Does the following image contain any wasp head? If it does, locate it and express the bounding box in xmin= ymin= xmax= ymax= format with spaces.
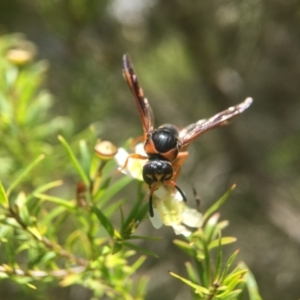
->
xmin=142 ymin=159 xmax=173 ymax=187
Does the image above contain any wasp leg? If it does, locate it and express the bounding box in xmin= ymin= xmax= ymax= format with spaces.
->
xmin=129 ymin=135 xmax=144 ymax=150
xmin=192 ymin=185 xmax=201 ymax=212
xmin=171 ymin=151 xmax=189 ymax=181
xmin=116 ymin=153 xmax=148 ymax=174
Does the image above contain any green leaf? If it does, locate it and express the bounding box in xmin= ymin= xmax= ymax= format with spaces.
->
xmin=28 ymin=251 xmax=56 ymax=268
xmin=89 ymin=153 xmax=100 ymax=181
xmin=224 ymin=269 xmax=247 ymax=286
xmin=58 ymin=135 xmax=89 ymax=186
xmin=101 ymin=158 xmax=117 ymax=177
xmin=26 ymin=283 xmax=37 ymax=290
xmin=103 ymin=198 xmax=127 ymax=217
xmin=208 ymin=237 xmax=237 ymax=250
xmin=0 ymin=225 xmax=12 ymax=240
xmin=217 ymin=289 xmax=243 ymax=300
xmin=169 ymin=272 xmax=210 ymax=296
xmin=129 ymin=235 xmax=162 ymax=241
xmin=216 ymin=220 xmax=229 ymax=232
xmin=220 ymin=250 xmax=240 ymax=283
xmin=203 ymin=239 xmax=211 ymax=287
xmin=0 ymin=181 xmax=8 ymax=208
xmin=96 ymin=176 xmax=133 ymax=207
xmin=42 ymin=206 xmax=67 ymax=229
xmin=15 ymin=192 xmax=31 ymax=225
xmin=135 ymin=275 xmax=148 ymax=298
xmin=27 ymin=226 xmax=42 ymax=240
xmin=7 ymin=154 xmax=45 ymax=197
xmin=79 ymin=139 xmax=91 ymax=177
xmin=173 ymin=239 xmax=195 ymax=257
xmin=122 ymin=241 xmax=159 ymax=258
xmin=204 ymin=213 xmax=220 ymax=243
xmin=214 ymin=232 xmax=223 ymax=282
xmin=239 ymin=262 xmax=263 ymax=300
xmin=121 ymin=182 xmax=148 ymax=234
xmin=33 ymin=193 xmax=75 ymax=210
xmin=31 ymin=180 xmax=63 ymax=196
xmin=91 ymin=205 xmax=114 ymax=237
xmin=111 ymin=241 xmax=123 ymax=254
xmin=185 ymin=261 xmax=198 ymax=283
xmin=129 ymin=255 xmax=147 ymax=273
xmin=93 ymin=177 xmax=111 ymax=200
xmin=203 ymin=185 xmax=236 ymax=223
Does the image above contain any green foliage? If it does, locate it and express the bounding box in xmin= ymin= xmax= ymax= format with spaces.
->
xmin=0 ymin=34 xmax=263 ymax=300
xmin=0 ymin=34 xmax=73 ymax=186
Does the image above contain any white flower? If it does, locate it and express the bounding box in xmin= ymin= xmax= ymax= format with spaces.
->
xmin=150 ymin=187 xmax=203 ymax=236
xmin=114 ymin=143 xmax=203 ymax=236
xmin=114 ymin=143 xmax=145 ymax=181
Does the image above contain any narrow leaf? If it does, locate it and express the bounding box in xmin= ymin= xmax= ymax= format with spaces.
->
xmin=31 ymin=180 xmax=63 ymax=195
xmin=123 ymin=241 xmax=159 ymax=258
xmin=129 ymin=235 xmax=162 ymax=241
xmin=217 ymin=289 xmax=243 ymax=300
xmin=169 ymin=272 xmax=210 ymax=295
xmin=203 ymin=240 xmax=211 ymax=287
xmin=130 ymin=255 xmax=147 ymax=273
xmin=173 ymin=239 xmax=195 ymax=257
xmin=0 ymin=182 xmax=8 ymax=208
xmin=27 ymin=226 xmax=42 ymax=240
xmin=203 ymin=185 xmax=236 ymax=223
xmin=33 ymin=193 xmax=75 ymax=210
xmin=103 ymin=198 xmax=127 ymax=217
xmin=209 ymin=237 xmax=237 ymax=250
xmin=15 ymin=191 xmax=31 ymax=224
xmin=185 ymin=261 xmax=198 ymax=283
xmin=135 ymin=276 xmax=149 ymax=298
xmin=214 ymin=232 xmax=223 ymax=282
xmin=220 ymin=250 xmax=240 ymax=283
xmin=224 ymin=269 xmax=248 ymax=286
xmin=79 ymin=139 xmax=91 ymax=176
xmin=58 ymin=135 xmax=89 ymax=186
xmin=91 ymin=205 xmax=114 ymax=237
xmin=121 ymin=182 xmax=147 ymax=233
xmin=7 ymin=154 xmax=45 ymax=196
xmin=26 ymin=283 xmax=37 ymax=290
xmin=204 ymin=213 xmax=220 ymax=243
xmin=96 ymin=176 xmax=132 ymax=206
xmin=239 ymin=262 xmax=263 ymax=300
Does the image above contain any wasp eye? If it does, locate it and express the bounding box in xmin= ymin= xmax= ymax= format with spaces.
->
xmin=142 ymin=160 xmax=173 ymax=186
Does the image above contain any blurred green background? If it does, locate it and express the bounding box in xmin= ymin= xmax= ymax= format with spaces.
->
xmin=0 ymin=0 xmax=300 ymax=299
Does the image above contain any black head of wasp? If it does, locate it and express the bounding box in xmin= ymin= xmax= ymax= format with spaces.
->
xmin=121 ymin=54 xmax=253 ymax=217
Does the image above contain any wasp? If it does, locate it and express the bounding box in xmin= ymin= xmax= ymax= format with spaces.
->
xmin=122 ymin=54 xmax=253 ymax=217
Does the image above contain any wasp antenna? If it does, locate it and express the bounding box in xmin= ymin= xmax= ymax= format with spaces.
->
xmin=149 ymin=194 xmax=154 ymax=217
xmin=174 ymin=184 xmax=187 ymax=202
xmin=148 ymin=183 xmax=158 ymax=217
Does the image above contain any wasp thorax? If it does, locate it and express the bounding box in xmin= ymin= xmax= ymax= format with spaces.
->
xmin=151 ymin=128 xmax=178 ymax=153
xmin=142 ymin=159 xmax=173 ymax=186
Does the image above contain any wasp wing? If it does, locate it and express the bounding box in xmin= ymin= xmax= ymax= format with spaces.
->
xmin=123 ymin=54 xmax=154 ymax=135
xmin=179 ymin=97 xmax=253 ymax=147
